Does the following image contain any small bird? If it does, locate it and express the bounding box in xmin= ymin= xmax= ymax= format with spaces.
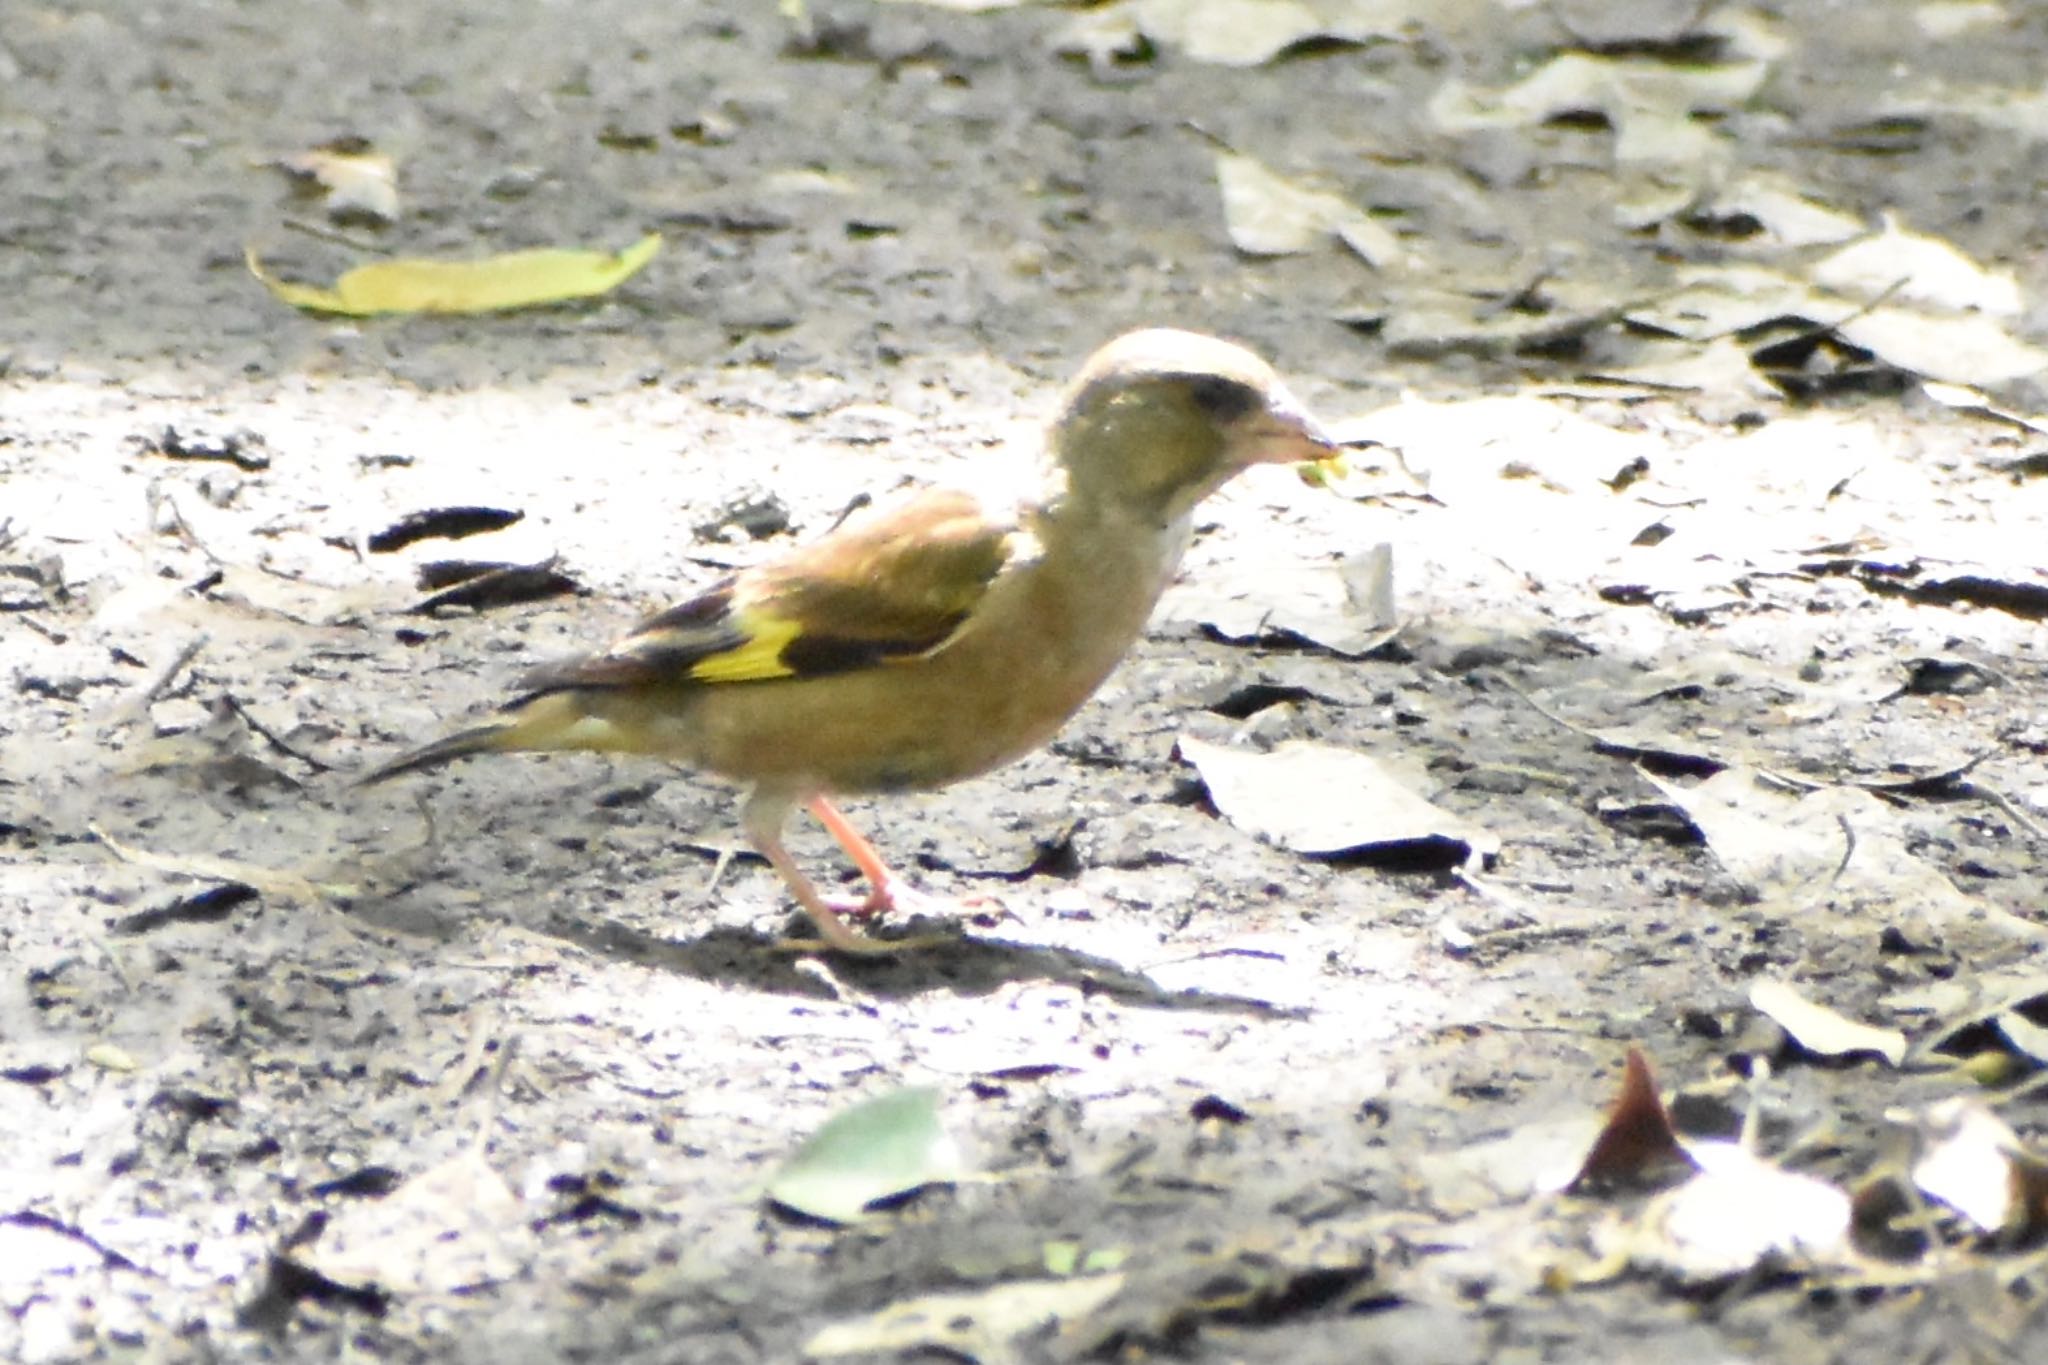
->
xmin=361 ymin=329 xmax=1337 ymax=952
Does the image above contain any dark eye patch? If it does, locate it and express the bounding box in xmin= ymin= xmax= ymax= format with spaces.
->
xmin=1184 ymin=374 xmax=1260 ymax=423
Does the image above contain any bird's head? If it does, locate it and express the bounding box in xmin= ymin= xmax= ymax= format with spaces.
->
xmin=1048 ymin=328 xmax=1337 ymax=525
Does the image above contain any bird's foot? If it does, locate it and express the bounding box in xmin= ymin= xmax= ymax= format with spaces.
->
xmin=822 ymin=877 xmax=961 ymax=923
xmin=773 ymin=881 xmax=973 ymax=954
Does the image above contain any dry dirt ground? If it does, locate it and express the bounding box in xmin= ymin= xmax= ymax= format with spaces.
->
xmin=6 ymin=2 xmax=2048 ymax=1362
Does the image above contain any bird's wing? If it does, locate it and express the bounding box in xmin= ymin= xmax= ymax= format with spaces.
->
xmin=519 ymin=487 xmax=1021 ymax=694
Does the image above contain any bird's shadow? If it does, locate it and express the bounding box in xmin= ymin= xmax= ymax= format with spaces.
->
xmin=535 ymin=910 xmax=1308 ymax=1019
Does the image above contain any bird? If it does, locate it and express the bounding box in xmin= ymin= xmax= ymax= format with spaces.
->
xmin=360 ymin=328 xmax=1338 ymax=953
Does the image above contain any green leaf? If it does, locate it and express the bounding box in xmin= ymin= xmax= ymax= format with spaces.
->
xmin=766 ymin=1086 xmax=960 ymax=1224
xmin=1043 ymin=1239 xmax=1129 ymax=1277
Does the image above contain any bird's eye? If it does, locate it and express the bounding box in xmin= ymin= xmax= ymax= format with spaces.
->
xmin=1184 ymin=375 xmax=1259 ymax=423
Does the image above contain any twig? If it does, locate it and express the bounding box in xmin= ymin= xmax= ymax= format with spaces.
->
xmin=1830 ymin=812 xmax=1857 ymax=885
xmin=280 ymin=218 xmax=394 ymax=255
xmin=1713 ymin=274 xmax=1909 ymax=348
xmin=1492 ymin=673 xmax=1614 ymax=747
xmin=109 ymin=633 xmax=208 ymax=727
xmin=90 ymin=822 xmax=356 ymax=903
xmin=221 ymin=692 xmax=333 ymax=772
xmin=145 ymin=486 xmax=224 ymax=567
xmin=699 ymin=845 xmax=738 ymax=901
xmin=1966 ymin=781 xmax=2048 ymax=843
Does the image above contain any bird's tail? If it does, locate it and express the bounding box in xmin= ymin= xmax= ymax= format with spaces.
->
xmin=356 ymin=692 xmax=595 ymax=787
xmin=356 ymin=721 xmax=521 ymax=787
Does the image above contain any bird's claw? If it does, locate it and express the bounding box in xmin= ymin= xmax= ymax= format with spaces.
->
xmin=821 ymin=877 xmax=964 ymax=922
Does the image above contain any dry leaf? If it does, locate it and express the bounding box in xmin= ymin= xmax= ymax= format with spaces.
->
xmin=276 ymin=142 xmax=400 ymax=222
xmin=1569 ymin=1048 xmax=1695 ymax=1192
xmin=1748 ymin=980 xmax=1907 ymax=1067
xmin=85 ymin=1043 xmax=139 ymax=1073
xmin=92 ymin=824 xmax=353 ymax=903
xmin=1917 ymin=381 xmax=2048 ymax=433
xmin=1996 ymin=1012 xmax=2048 ymax=1066
xmin=298 ymin=1150 xmax=526 ymax=1294
xmin=248 ymin=233 xmax=662 ymax=316
xmin=880 ymin=0 xmax=1029 ymax=9
xmin=1062 ymin=0 xmax=1410 ymax=69
xmin=1813 ymin=214 xmax=2022 ymax=315
xmin=1896 ymin=1097 xmax=2048 ymax=1239
xmin=1179 ymin=737 xmax=1497 ymax=862
xmin=1160 ymin=546 xmax=1397 ymax=656
xmin=1834 ymin=306 xmax=2048 ymax=385
xmin=1637 ymin=1141 xmax=1852 ymax=1280
xmin=1628 ymin=257 xmax=2048 ymax=384
xmin=1641 ymin=769 xmax=1976 ymax=924
xmin=1915 ymin=1 xmax=2006 ymax=38
xmin=1696 ymin=174 xmax=1865 ymax=247
xmin=1214 ymin=151 xmax=1370 ymax=258
xmin=1428 ymin=51 xmax=1768 ymax=133
xmin=1050 ymin=5 xmax=1145 ymax=67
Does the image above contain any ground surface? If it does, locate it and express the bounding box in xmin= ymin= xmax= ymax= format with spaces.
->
xmin=6 ymin=1 xmax=2048 ymax=1361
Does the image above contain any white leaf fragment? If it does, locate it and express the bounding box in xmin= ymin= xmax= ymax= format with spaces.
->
xmin=1897 ymin=1096 xmax=2048 ymax=1235
xmin=1058 ymin=0 xmax=1414 ymax=68
xmin=1180 ymin=737 xmax=1497 ymax=860
xmin=1813 ymin=214 xmax=2022 ymax=315
xmin=1748 ymin=979 xmax=1906 ymax=1066
xmin=300 ymin=1150 xmax=525 ymax=1295
xmin=1639 ymin=1141 xmax=1851 ymax=1280
xmin=1215 ymin=151 xmax=1388 ymax=260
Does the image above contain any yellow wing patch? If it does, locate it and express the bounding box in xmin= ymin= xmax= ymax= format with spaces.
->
xmin=685 ymin=609 xmax=803 ymax=684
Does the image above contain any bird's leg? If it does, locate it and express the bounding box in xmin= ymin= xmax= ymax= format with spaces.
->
xmin=807 ymin=797 xmax=1005 ymax=927
xmin=806 ymin=797 xmax=914 ymax=920
xmin=697 ymin=845 xmax=739 ymax=901
xmin=743 ymin=791 xmax=947 ymax=954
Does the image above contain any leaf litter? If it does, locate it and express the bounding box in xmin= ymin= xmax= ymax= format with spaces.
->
xmin=12 ymin=0 xmax=2048 ymax=1360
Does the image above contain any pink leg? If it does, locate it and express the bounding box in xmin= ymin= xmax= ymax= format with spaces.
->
xmin=742 ymin=792 xmax=947 ymax=954
xmin=807 ymin=797 xmax=910 ymax=919
xmin=808 ymin=797 xmax=1003 ymax=927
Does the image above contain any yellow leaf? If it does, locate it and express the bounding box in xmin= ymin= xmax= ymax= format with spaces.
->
xmin=247 ymin=233 xmax=662 ymax=316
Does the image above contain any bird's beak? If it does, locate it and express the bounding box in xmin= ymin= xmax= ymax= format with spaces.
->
xmin=1240 ymin=387 xmax=1341 ymax=469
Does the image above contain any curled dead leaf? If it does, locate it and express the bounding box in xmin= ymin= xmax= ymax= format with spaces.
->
xmin=1569 ymin=1048 xmax=1696 ymax=1193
